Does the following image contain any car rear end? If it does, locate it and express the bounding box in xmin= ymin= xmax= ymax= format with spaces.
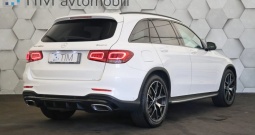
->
xmin=23 ymin=14 xmax=145 ymax=112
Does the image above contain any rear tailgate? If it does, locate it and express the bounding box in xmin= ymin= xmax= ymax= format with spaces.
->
xmin=28 ymin=15 xmax=123 ymax=81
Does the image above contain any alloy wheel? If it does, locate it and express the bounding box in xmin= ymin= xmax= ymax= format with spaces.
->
xmin=147 ymin=81 xmax=167 ymax=122
xmin=224 ymin=73 xmax=236 ymax=102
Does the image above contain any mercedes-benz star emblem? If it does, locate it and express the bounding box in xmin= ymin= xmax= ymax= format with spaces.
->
xmin=61 ymin=43 xmax=67 ymax=48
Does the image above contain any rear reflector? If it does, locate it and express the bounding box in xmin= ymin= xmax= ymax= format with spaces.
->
xmin=26 ymin=51 xmax=43 ymax=63
xmin=24 ymin=86 xmax=33 ymax=88
xmin=88 ymin=50 xmax=134 ymax=64
xmin=92 ymin=88 xmax=112 ymax=92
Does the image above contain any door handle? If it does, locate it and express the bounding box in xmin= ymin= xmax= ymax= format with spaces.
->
xmin=159 ymin=47 xmax=168 ymax=53
xmin=191 ymin=51 xmax=197 ymax=54
xmin=160 ymin=49 xmax=168 ymax=53
xmin=190 ymin=49 xmax=197 ymax=54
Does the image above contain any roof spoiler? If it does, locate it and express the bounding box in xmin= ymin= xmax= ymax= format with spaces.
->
xmin=55 ymin=14 xmax=124 ymax=23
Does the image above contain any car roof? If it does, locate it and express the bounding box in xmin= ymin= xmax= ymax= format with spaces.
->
xmin=120 ymin=12 xmax=181 ymax=22
xmin=55 ymin=12 xmax=181 ymax=23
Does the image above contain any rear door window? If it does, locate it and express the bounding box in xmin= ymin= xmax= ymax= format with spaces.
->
xmin=129 ymin=19 xmax=180 ymax=45
xmin=148 ymin=20 xmax=161 ymax=44
xmin=151 ymin=20 xmax=179 ymax=45
xmin=41 ymin=19 xmax=117 ymax=42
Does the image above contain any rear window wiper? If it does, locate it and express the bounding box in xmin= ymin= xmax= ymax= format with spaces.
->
xmin=43 ymin=35 xmax=57 ymax=42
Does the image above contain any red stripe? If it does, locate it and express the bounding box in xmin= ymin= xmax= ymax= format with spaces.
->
xmin=92 ymin=88 xmax=112 ymax=92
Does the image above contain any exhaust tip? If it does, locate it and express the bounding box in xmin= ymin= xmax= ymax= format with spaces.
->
xmin=26 ymin=100 xmax=36 ymax=106
xmin=91 ymin=104 xmax=112 ymax=112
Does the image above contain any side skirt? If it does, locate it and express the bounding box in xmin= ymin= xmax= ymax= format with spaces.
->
xmin=169 ymin=92 xmax=218 ymax=104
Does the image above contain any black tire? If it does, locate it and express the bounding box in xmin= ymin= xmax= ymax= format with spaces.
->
xmin=131 ymin=75 xmax=169 ymax=128
xmin=212 ymin=69 xmax=236 ymax=107
xmin=40 ymin=107 xmax=75 ymax=120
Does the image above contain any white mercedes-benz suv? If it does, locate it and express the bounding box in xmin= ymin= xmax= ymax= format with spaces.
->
xmin=23 ymin=12 xmax=237 ymax=127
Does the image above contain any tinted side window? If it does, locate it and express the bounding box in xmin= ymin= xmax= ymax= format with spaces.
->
xmin=152 ymin=20 xmax=179 ymax=45
xmin=129 ymin=20 xmax=150 ymax=43
xmin=174 ymin=23 xmax=203 ymax=49
xmin=149 ymin=21 xmax=160 ymax=44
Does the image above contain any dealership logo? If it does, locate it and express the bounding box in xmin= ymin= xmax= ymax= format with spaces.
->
xmin=2 ymin=0 xmax=129 ymax=7
xmin=4 ymin=0 xmax=20 ymax=5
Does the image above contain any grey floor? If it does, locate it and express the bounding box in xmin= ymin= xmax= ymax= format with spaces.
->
xmin=0 ymin=94 xmax=254 ymax=135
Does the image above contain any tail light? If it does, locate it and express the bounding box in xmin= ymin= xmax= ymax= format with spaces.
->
xmin=26 ymin=51 xmax=43 ymax=62
xmin=24 ymin=86 xmax=33 ymax=88
xmin=88 ymin=50 xmax=134 ymax=64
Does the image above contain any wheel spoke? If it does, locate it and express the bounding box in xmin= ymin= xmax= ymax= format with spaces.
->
xmin=228 ymin=91 xmax=233 ymax=101
xmin=156 ymin=102 xmax=166 ymax=108
xmin=229 ymin=86 xmax=234 ymax=91
xmin=229 ymin=75 xmax=232 ymax=85
xmin=229 ymin=90 xmax=234 ymax=96
xmin=157 ymin=95 xmax=166 ymax=100
xmin=229 ymin=90 xmax=233 ymax=96
xmin=149 ymin=106 xmax=156 ymax=118
xmin=148 ymin=102 xmax=153 ymax=110
xmin=155 ymin=82 xmax=159 ymax=96
xmin=148 ymin=94 xmax=153 ymax=101
xmin=225 ymin=89 xmax=228 ymax=96
xmin=155 ymin=106 xmax=159 ymax=119
xmin=156 ymin=81 xmax=159 ymax=89
xmin=157 ymin=106 xmax=163 ymax=118
xmin=229 ymin=78 xmax=234 ymax=87
xmin=224 ymin=85 xmax=227 ymax=90
xmin=150 ymin=86 xmax=156 ymax=97
xmin=158 ymin=84 xmax=163 ymax=98
xmin=225 ymin=74 xmax=230 ymax=85
xmin=225 ymin=81 xmax=229 ymax=86
xmin=225 ymin=90 xmax=229 ymax=100
xmin=229 ymin=75 xmax=234 ymax=84
xmin=229 ymin=88 xmax=235 ymax=100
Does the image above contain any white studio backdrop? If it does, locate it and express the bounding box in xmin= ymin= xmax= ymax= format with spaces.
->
xmin=0 ymin=0 xmax=254 ymax=94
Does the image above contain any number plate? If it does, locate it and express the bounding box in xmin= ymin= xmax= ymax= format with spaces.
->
xmin=48 ymin=52 xmax=81 ymax=64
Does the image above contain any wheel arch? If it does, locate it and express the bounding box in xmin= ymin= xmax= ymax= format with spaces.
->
xmin=218 ymin=64 xmax=237 ymax=91
xmin=136 ymin=67 xmax=171 ymax=101
xmin=224 ymin=64 xmax=237 ymax=78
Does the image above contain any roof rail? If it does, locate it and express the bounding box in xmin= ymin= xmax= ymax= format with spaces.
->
xmin=120 ymin=12 xmax=181 ymax=22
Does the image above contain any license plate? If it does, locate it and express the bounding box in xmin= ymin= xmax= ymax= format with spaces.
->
xmin=48 ymin=52 xmax=81 ymax=64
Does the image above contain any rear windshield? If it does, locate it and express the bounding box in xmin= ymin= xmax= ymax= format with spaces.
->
xmin=41 ymin=19 xmax=117 ymax=42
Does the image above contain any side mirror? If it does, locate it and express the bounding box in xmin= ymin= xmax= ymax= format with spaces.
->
xmin=206 ymin=42 xmax=217 ymax=51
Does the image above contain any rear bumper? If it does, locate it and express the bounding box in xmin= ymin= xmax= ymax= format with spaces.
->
xmin=23 ymin=63 xmax=147 ymax=101
xmin=23 ymin=91 xmax=140 ymax=112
